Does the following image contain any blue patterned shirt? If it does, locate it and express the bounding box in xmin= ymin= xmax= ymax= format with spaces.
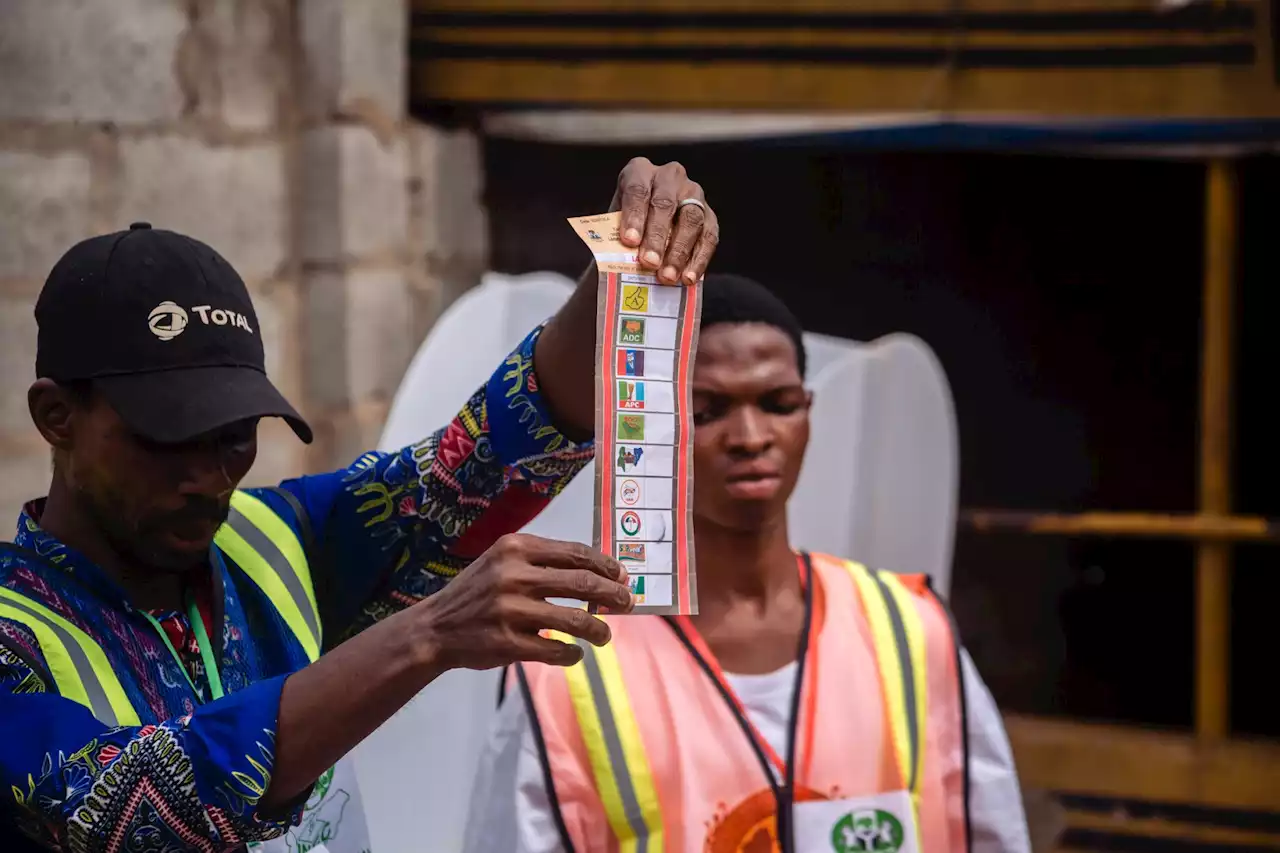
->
xmin=0 ymin=325 xmax=593 ymax=852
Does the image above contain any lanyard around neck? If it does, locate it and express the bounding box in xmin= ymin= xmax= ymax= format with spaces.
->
xmin=141 ymin=593 xmax=225 ymax=702
xmin=668 ymin=553 xmax=820 ymax=780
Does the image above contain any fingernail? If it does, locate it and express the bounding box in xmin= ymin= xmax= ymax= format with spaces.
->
xmin=684 ymin=270 xmax=698 ymax=285
xmin=661 ymin=266 xmax=678 ymax=282
xmin=624 ymin=228 xmax=641 ymax=244
xmin=643 ymin=250 xmax=661 ymax=266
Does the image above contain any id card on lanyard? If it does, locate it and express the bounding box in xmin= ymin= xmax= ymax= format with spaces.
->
xmin=669 ymin=554 xmax=920 ymax=853
xmin=141 ymin=560 xmax=372 ymax=853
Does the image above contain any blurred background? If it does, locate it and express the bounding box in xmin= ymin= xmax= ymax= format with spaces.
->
xmin=3 ymin=0 xmax=1280 ymax=850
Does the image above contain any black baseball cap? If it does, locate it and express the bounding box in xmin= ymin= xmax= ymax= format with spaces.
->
xmin=35 ymin=223 xmax=312 ymax=444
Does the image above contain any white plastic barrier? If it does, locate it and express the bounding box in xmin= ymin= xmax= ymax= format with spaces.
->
xmin=351 ymin=271 xmax=959 ymax=852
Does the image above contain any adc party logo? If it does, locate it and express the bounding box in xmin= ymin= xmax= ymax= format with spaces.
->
xmin=620 ymin=317 xmax=646 ymax=345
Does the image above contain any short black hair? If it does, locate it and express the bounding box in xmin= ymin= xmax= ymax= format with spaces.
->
xmin=699 ymin=273 xmax=807 ymax=377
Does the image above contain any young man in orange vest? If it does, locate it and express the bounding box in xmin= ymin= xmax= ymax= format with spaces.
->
xmin=462 ymin=273 xmax=1031 ymax=853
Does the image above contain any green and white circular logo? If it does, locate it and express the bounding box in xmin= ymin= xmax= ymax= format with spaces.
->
xmin=620 ymin=510 xmax=642 ymax=537
xmin=831 ymin=809 xmax=905 ymax=853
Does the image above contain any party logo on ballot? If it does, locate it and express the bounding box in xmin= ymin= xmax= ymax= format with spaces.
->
xmin=618 ymin=380 xmax=645 ymax=410
xmin=619 ymin=478 xmax=640 ymax=506
xmin=618 ymin=542 xmax=646 ymax=562
xmin=617 ymin=445 xmax=644 ymax=472
xmin=617 ymin=414 xmax=645 ymax=442
xmin=620 ymin=510 xmax=642 ymax=537
xmin=622 ymin=285 xmax=649 ymax=313
xmin=620 ymin=317 xmax=646 ymax=345
xmin=617 ymin=348 xmax=644 ymax=377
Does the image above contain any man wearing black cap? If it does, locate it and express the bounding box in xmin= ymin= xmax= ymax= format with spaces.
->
xmin=0 ymin=158 xmax=719 ymax=852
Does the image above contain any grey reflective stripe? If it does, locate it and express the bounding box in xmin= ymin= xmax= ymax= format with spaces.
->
xmin=870 ymin=570 xmax=921 ymax=792
xmin=577 ymin=638 xmax=653 ymax=851
xmin=1 ymin=594 xmax=120 ymax=727
xmin=223 ymin=505 xmax=322 ymax=649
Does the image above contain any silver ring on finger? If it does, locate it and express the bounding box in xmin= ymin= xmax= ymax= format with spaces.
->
xmin=677 ymin=197 xmax=705 ymax=211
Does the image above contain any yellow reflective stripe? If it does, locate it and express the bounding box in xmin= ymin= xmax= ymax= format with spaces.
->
xmin=228 ymin=491 xmax=319 ymax=625
xmin=878 ymin=572 xmax=930 ymax=804
xmin=0 ymin=601 xmax=90 ymax=711
xmin=0 ymin=588 xmax=140 ymax=727
xmin=215 ymin=491 xmax=321 ymax=662
xmin=846 ymin=564 xmax=914 ymax=784
xmin=843 ymin=561 xmax=928 ymax=835
xmin=551 ymin=629 xmax=663 ymax=852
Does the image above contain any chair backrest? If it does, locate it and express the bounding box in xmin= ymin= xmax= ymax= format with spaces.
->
xmin=352 ymin=271 xmax=960 ymax=853
xmin=791 ymin=329 xmax=959 ymax=593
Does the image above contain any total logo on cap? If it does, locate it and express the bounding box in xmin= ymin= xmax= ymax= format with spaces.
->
xmin=148 ymin=302 xmax=188 ymax=341
xmin=147 ymin=300 xmax=254 ymax=341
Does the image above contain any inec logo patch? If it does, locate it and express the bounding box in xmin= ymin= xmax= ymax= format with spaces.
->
xmin=831 ymin=809 xmax=905 ymax=853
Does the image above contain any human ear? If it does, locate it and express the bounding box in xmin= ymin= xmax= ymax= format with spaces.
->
xmin=29 ymin=379 xmax=78 ymax=451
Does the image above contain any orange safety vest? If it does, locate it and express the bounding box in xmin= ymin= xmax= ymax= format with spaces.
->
xmin=511 ymin=552 xmax=971 ymax=853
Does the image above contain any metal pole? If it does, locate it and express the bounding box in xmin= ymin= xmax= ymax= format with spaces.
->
xmin=1195 ymin=158 xmax=1237 ymax=742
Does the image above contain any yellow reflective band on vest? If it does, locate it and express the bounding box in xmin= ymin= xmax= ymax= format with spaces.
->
xmin=215 ymin=490 xmax=322 ymax=663
xmin=551 ymin=564 xmax=933 ymax=849
xmin=0 ymin=587 xmax=141 ymax=728
xmin=551 ymin=629 xmax=664 ymax=853
xmin=0 ymin=494 xmax=314 ymax=729
xmin=845 ymin=562 xmax=929 ymax=831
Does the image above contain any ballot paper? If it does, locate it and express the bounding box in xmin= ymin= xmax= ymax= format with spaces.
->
xmin=569 ymin=211 xmax=701 ymax=614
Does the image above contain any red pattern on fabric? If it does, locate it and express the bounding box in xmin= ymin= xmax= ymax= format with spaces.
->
xmin=106 ymin=777 xmax=218 ymax=853
xmin=449 ymin=484 xmax=549 ymax=559
xmin=428 ymin=463 xmax=463 ymax=492
xmin=437 ymin=418 xmax=477 ymax=471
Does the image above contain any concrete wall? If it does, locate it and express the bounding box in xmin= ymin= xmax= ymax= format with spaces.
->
xmin=0 ymin=0 xmax=487 ymax=522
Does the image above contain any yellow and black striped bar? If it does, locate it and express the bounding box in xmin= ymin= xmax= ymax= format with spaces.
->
xmin=410 ymin=0 xmax=1280 ymax=117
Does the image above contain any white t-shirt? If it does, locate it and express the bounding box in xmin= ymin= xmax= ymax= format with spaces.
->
xmin=461 ymin=649 xmax=1031 ymax=853
xmin=722 ymin=661 xmax=797 ymax=781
